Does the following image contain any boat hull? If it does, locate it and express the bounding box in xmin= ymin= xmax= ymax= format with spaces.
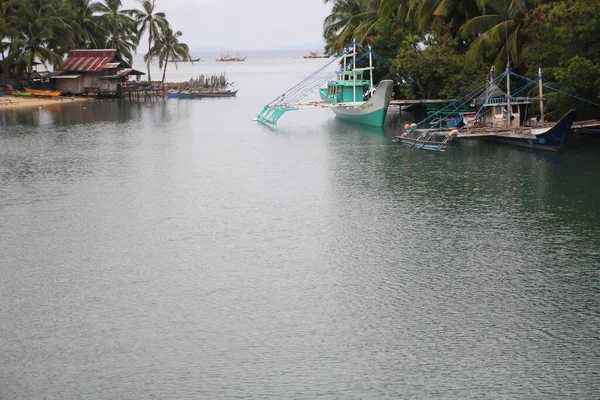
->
xmin=24 ymin=87 xmax=61 ymax=97
xmin=166 ymin=91 xmax=180 ymax=99
xmin=329 ymin=80 xmax=393 ymax=127
xmin=178 ymin=93 xmax=197 ymax=99
xmin=194 ymin=90 xmax=238 ymax=98
xmin=476 ymin=109 xmax=576 ymax=151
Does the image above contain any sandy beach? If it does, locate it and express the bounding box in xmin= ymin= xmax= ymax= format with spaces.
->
xmin=0 ymin=95 xmax=91 ymax=110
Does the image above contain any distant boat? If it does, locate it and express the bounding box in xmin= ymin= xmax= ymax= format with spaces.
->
xmin=24 ymin=87 xmax=61 ymax=97
xmin=167 ymin=57 xmax=201 ymax=63
xmin=216 ymin=51 xmax=247 ymax=62
xmin=303 ymin=51 xmax=330 ymax=59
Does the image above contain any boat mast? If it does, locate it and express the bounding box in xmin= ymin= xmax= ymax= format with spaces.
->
xmin=353 ymin=40 xmax=356 ymax=103
xmin=506 ymin=59 xmax=511 ymax=128
xmin=539 ymin=67 xmax=544 ymax=124
xmin=368 ymin=45 xmax=374 ymax=95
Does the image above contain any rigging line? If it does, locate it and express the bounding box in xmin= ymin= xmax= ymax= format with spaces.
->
xmin=471 ymin=71 xmax=512 ymax=121
xmin=510 ymin=70 xmax=600 ymax=107
xmin=542 ymin=85 xmax=600 ymax=107
xmin=265 ymin=52 xmax=348 ymax=106
xmin=417 ymin=72 xmax=508 ymax=128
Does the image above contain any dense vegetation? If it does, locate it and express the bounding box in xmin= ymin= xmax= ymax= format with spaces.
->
xmin=0 ymin=0 xmax=190 ymax=83
xmin=323 ymin=0 xmax=600 ymax=119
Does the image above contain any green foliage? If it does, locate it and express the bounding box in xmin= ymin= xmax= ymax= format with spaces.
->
xmin=0 ymin=0 xmax=188 ymax=84
xmin=522 ymin=0 xmax=600 ymax=118
xmin=322 ymin=0 xmax=600 ymax=119
xmin=392 ymin=32 xmax=485 ymax=99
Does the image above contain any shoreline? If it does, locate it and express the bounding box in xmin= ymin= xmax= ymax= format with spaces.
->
xmin=0 ymin=96 xmax=92 ymax=110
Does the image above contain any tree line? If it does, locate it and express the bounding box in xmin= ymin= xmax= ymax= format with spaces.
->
xmin=0 ymin=0 xmax=191 ymax=83
xmin=323 ymin=0 xmax=600 ymax=119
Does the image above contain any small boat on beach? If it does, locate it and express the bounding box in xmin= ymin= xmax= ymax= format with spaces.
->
xmin=24 ymin=87 xmax=62 ymax=97
xmin=12 ymin=91 xmax=32 ymax=97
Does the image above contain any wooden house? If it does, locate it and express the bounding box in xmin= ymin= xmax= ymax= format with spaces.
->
xmin=51 ymin=49 xmax=144 ymax=96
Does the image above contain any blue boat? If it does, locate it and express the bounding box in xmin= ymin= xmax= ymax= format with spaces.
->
xmin=400 ymin=66 xmax=576 ymax=152
xmin=166 ymin=91 xmax=180 ymax=99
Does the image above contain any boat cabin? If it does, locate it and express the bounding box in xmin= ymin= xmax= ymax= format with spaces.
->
xmin=320 ymin=70 xmax=371 ymax=103
xmin=475 ymin=96 xmax=532 ymax=128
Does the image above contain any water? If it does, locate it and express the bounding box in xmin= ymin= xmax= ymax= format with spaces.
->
xmin=1 ymin=52 xmax=600 ymax=399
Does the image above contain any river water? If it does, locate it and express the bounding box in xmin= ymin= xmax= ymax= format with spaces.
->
xmin=1 ymin=52 xmax=599 ymax=399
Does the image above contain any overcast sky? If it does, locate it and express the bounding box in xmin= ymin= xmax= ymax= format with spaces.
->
xmin=122 ymin=0 xmax=332 ymax=51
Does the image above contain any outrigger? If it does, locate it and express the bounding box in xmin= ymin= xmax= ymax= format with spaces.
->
xmin=395 ymin=64 xmax=576 ymax=152
xmin=255 ymin=42 xmax=393 ymax=128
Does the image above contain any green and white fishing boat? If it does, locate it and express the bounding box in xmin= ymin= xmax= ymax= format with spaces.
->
xmin=256 ymin=42 xmax=393 ymax=128
xmin=316 ymin=43 xmax=392 ymax=127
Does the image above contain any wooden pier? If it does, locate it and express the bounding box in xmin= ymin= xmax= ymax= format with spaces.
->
xmin=571 ymin=119 xmax=600 ymax=130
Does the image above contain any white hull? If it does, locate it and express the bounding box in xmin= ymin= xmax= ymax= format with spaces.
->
xmin=329 ymin=80 xmax=393 ymax=127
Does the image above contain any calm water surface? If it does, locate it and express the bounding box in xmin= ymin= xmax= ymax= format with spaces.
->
xmin=1 ymin=52 xmax=599 ymax=399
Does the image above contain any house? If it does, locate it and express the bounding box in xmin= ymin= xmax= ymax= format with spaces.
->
xmin=51 ymin=49 xmax=144 ymax=96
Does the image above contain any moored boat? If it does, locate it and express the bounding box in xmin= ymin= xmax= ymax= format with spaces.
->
xmin=194 ymin=89 xmax=238 ymax=98
xmin=24 ymin=87 xmax=62 ymax=97
xmin=178 ymin=92 xmax=198 ymax=99
xmin=316 ymin=43 xmax=392 ymax=127
xmin=255 ymin=42 xmax=393 ymax=128
xmin=455 ymin=66 xmax=575 ymax=151
xmin=166 ymin=91 xmax=180 ymax=99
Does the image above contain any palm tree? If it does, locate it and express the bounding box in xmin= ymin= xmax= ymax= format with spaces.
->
xmin=405 ymin=0 xmax=480 ymax=34
xmin=459 ymin=0 xmax=534 ymax=69
xmin=67 ymin=0 xmax=104 ymax=48
xmin=146 ymin=25 xmax=190 ymax=82
xmin=323 ymin=0 xmax=378 ymax=52
xmin=5 ymin=0 xmax=74 ymax=81
xmin=133 ymin=0 xmax=167 ymax=81
xmin=96 ymin=0 xmax=138 ymax=65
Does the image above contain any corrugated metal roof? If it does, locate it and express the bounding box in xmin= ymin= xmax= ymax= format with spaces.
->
xmin=60 ymin=49 xmax=118 ymax=72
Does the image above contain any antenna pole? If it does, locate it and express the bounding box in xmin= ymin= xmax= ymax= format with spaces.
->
xmin=538 ymin=67 xmax=544 ymax=124
xmin=506 ymin=60 xmax=511 ymax=128
xmin=369 ymin=45 xmax=374 ymax=95
xmin=353 ymin=40 xmax=356 ymax=103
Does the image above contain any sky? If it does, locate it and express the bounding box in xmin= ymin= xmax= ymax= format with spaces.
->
xmin=122 ymin=0 xmax=333 ymax=52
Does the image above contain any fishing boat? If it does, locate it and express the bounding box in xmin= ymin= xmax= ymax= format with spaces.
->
xmin=168 ymin=57 xmax=201 ymax=63
xmin=304 ymin=51 xmax=330 ymax=59
xmin=256 ymin=42 xmax=393 ymax=128
xmin=316 ymin=43 xmax=392 ymax=127
xmin=194 ymin=89 xmax=238 ymax=98
xmin=178 ymin=92 xmax=198 ymax=99
xmin=216 ymin=52 xmax=247 ymax=62
xmin=397 ymin=65 xmax=576 ymax=152
xmin=455 ymin=66 xmax=576 ymax=151
xmin=24 ymin=87 xmax=62 ymax=97
xmin=166 ymin=91 xmax=180 ymax=99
